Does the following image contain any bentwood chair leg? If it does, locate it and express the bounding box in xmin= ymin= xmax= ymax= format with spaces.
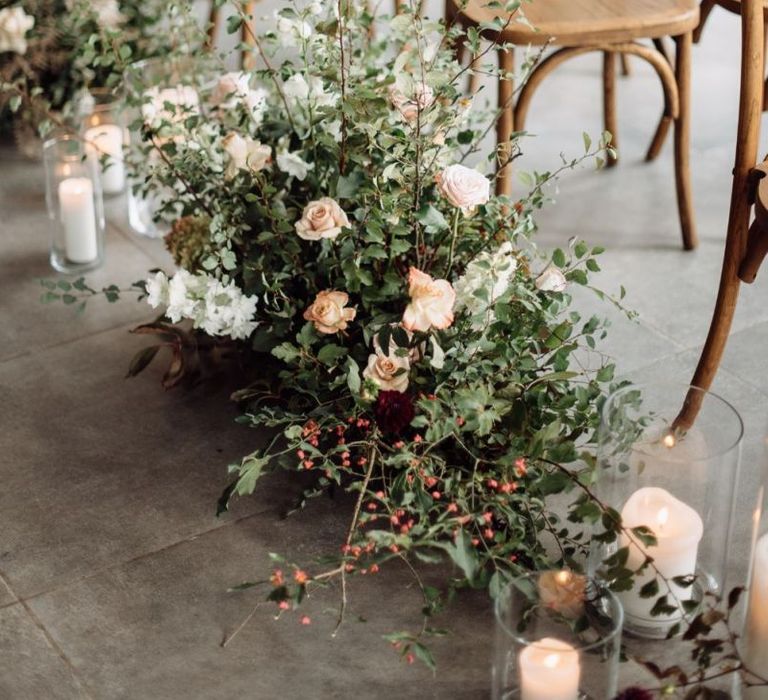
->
xmin=241 ymin=1 xmax=257 ymax=69
xmin=693 ymin=0 xmax=717 ymax=43
xmin=496 ymin=48 xmax=515 ymax=197
xmin=675 ymin=0 xmax=765 ymax=430
xmin=207 ymin=2 xmax=221 ymax=49
xmin=603 ymin=52 xmax=619 ymax=166
xmin=620 ymin=54 xmax=631 ymax=77
xmin=673 ymin=32 xmax=698 ymax=250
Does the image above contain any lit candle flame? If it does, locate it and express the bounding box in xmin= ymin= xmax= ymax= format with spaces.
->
xmin=543 ymin=653 xmax=560 ymax=669
xmin=555 ymin=570 xmax=571 ymax=584
xmin=62 ymin=164 xmax=71 ymax=177
xmin=91 ymin=114 xmax=100 ymax=127
xmin=662 ymin=433 xmax=676 ymax=448
xmin=657 ymin=506 xmax=670 ymax=527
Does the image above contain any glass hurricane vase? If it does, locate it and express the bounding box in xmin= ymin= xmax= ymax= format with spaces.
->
xmin=492 ymin=571 xmax=623 ymax=700
xmin=591 ymin=382 xmax=743 ymax=640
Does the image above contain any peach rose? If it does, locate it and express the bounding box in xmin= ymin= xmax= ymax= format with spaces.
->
xmin=436 ymin=164 xmax=490 ymax=212
xmin=295 ymin=197 xmax=350 ymax=241
xmin=222 ymin=133 xmax=271 ymax=178
xmin=363 ymin=349 xmax=410 ymax=393
xmin=388 ymin=82 xmax=435 ymax=123
xmin=303 ymin=290 xmax=356 ymax=334
xmin=402 ymin=268 xmax=455 ymax=332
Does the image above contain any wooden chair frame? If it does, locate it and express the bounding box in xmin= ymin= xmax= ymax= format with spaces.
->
xmin=446 ymin=2 xmax=699 ymax=251
xmin=208 ymin=1 xmax=257 ymax=68
xmin=675 ymin=0 xmax=766 ymax=428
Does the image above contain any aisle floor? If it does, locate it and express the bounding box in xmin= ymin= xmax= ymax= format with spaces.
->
xmin=1 ymin=7 xmax=767 ymax=698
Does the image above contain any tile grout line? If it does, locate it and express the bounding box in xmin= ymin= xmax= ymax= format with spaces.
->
xmin=0 ymin=569 xmax=96 ymax=700
xmin=0 ymin=317 xmax=144 ymax=368
xmin=0 ymin=506 xmax=273 ymax=611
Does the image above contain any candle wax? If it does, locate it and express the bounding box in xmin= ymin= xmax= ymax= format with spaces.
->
xmin=58 ymin=177 xmax=98 ymax=264
xmin=519 ymin=637 xmax=580 ymax=700
xmin=619 ymin=487 xmax=703 ymax=625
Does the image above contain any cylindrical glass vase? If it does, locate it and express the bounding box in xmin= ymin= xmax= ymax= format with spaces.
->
xmin=740 ymin=428 xmax=768 ymax=698
xmin=592 ymin=382 xmax=743 ymax=640
xmin=79 ymin=88 xmax=128 ymax=196
xmin=43 ymin=135 xmax=105 ymax=273
xmin=492 ymin=571 xmax=623 ymax=700
xmin=122 ymin=56 xmax=215 ymax=238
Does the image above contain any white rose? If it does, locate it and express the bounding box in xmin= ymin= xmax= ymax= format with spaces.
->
xmin=436 ymin=164 xmax=490 ymax=212
xmin=283 ymin=74 xmax=309 ymax=101
xmin=0 ymin=6 xmax=34 ymax=55
xmin=222 ymin=133 xmax=271 ymax=178
xmin=535 ymin=264 xmax=568 ymax=293
xmin=363 ymin=349 xmax=410 ymax=393
xmin=92 ymin=0 xmax=124 ymax=28
xmin=277 ymin=151 xmax=313 ymax=180
xmin=295 ymin=197 xmax=349 ymax=241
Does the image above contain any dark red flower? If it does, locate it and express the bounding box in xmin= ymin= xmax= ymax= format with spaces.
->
xmin=374 ymin=391 xmax=415 ymax=435
xmin=613 ymin=688 xmax=653 ymax=700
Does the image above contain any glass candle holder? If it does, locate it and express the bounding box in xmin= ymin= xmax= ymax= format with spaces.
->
xmin=591 ymin=382 xmax=743 ymax=640
xmin=741 ymin=430 xmax=768 ymax=698
xmin=43 ymin=135 xmax=105 ymax=273
xmin=492 ymin=571 xmax=623 ymax=700
xmin=122 ymin=56 xmax=216 ymax=238
xmin=79 ymin=88 xmax=128 ymax=196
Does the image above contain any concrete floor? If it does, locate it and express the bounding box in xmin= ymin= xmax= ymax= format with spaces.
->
xmin=2 ymin=6 xmax=768 ymax=699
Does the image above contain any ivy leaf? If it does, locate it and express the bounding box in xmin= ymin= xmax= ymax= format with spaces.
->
xmin=416 ymin=205 xmax=448 ymax=231
xmin=317 ymin=344 xmax=347 ymax=365
xmin=441 ymin=529 xmax=478 ymax=584
xmin=346 ymin=357 xmax=361 ymax=395
xmin=429 ymin=335 xmax=444 ymax=369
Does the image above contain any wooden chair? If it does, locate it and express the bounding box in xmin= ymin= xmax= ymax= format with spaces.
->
xmin=208 ymin=1 xmax=257 ymax=68
xmin=675 ymin=0 xmax=766 ymax=429
xmin=446 ymin=0 xmax=701 ymax=250
xmin=695 ymin=0 xmax=768 ymax=110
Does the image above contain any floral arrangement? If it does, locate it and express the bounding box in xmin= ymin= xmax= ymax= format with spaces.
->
xmin=90 ymin=0 xmax=623 ymax=658
xmin=33 ymin=0 xmax=768 ymax=694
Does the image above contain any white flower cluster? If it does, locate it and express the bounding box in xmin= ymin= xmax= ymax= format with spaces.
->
xmin=0 ymin=6 xmax=34 ymax=55
xmin=454 ymin=242 xmax=518 ymax=328
xmin=146 ymin=270 xmax=258 ymax=340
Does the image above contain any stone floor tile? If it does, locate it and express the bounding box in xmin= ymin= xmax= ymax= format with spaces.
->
xmin=27 ymin=502 xmax=493 ymax=700
xmin=0 ymin=603 xmax=89 ymax=699
xmin=0 ymin=324 xmax=305 ymax=599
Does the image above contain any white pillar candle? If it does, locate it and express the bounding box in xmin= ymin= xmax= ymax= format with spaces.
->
xmin=58 ymin=176 xmax=98 ymax=263
xmin=519 ymin=637 xmax=580 ymax=700
xmin=744 ymin=533 xmax=768 ymax=698
xmin=619 ymin=487 xmax=704 ymax=625
xmin=85 ymin=123 xmax=125 ymax=194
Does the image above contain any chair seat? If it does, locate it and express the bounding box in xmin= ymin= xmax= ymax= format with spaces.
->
xmin=450 ymin=0 xmax=700 ymax=45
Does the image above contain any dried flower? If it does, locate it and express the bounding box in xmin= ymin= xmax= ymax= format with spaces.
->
xmin=537 ymin=570 xmax=586 ymax=619
xmin=164 ymin=216 xmax=210 ymax=272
